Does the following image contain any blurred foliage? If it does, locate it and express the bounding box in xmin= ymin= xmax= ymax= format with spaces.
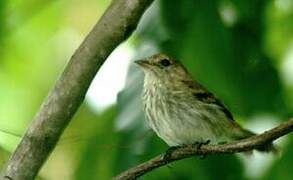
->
xmin=0 ymin=0 xmax=293 ymax=180
xmin=161 ymin=0 xmax=286 ymax=116
xmin=118 ymin=0 xmax=293 ymax=180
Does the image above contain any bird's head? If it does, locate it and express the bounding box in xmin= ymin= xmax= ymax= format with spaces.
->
xmin=135 ymin=53 xmax=190 ymax=83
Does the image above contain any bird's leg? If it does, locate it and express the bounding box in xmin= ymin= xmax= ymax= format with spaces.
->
xmin=191 ymin=139 xmax=210 ymax=149
xmin=191 ymin=139 xmax=210 ymax=159
xmin=163 ymin=140 xmax=210 ymax=162
xmin=163 ymin=146 xmax=181 ymax=163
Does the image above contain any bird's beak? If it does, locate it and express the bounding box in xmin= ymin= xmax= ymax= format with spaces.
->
xmin=134 ymin=59 xmax=151 ymax=68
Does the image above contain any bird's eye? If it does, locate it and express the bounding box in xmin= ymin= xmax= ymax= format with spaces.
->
xmin=160 ymin=59 xmax=171 ymax=67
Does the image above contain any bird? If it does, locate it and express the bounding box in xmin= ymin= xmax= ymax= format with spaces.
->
xmin=135 ymin=53 xmax=275 ymax=154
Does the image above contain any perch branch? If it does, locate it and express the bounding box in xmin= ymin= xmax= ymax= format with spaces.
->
xmin=114 ymin=118 xmax=293 ymax=180
xmin=0 ymin=0 xmax=153 ymax=179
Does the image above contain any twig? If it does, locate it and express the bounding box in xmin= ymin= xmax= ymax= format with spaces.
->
xmin=114 ymin=118 xmax=293 ymax=180
xmin=0 ymin=0 xmax=153 ymax=179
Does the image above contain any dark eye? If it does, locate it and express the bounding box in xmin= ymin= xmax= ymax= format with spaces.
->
xmin=160 ymin=59 xmax=171 ymax=67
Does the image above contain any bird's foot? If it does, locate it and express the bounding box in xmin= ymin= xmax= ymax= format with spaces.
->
xmin=163 ymin=146 xmax=181 ymax=163
xmin=192 ymin=140 xmax=210 ymax=159
xmin=192 ymin=139 xmax=210 ymax=149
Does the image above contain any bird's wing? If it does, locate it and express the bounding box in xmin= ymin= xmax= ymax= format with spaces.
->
xmin=182 ymin=80 xmax=235 ymax=121
xmin=192 ymin=91 xmax=234 ymax=121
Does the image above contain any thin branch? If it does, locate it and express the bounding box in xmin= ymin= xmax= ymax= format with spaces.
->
xmin=114 ymin=118 xmax=293 ymax=180
xmin=0 ymin=0 xmax=153 ymax=179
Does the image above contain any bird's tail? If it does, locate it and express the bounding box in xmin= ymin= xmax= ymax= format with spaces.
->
xmin=255 ymin=142 xmax=278 ymax=153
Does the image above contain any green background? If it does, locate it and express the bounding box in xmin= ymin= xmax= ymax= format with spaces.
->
xmin=0 ymin=0 xmax=293 ymax=179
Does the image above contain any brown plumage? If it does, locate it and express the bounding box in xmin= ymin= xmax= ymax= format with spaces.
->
xmin=136 ymin=53 xmax=275 ymax=152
